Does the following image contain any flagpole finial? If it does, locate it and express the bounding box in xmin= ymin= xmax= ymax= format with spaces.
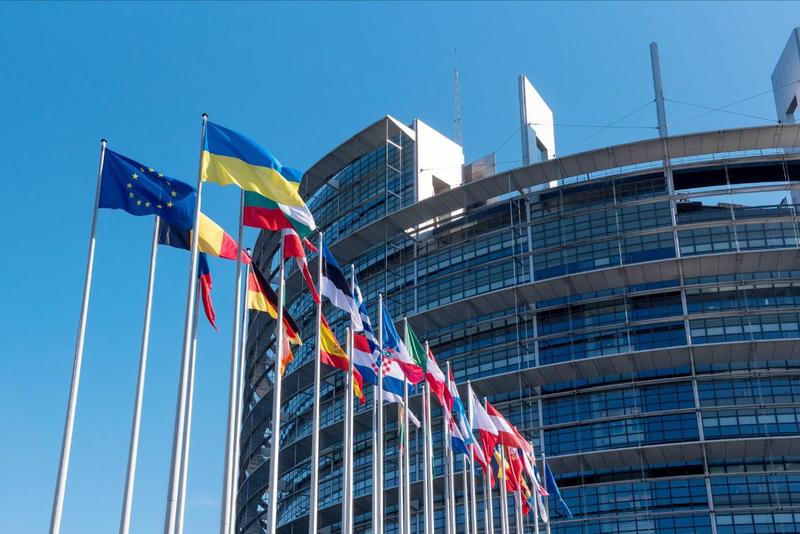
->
xmin=202 ymin=113 xmax=208 ymax=119
xmin=100 ymin=138 xmax=107 ymax=145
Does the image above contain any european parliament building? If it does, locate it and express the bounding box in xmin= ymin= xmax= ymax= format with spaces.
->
xmin=237 ymin=31 xmax=800 ymax=534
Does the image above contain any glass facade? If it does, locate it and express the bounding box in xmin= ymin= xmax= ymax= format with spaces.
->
xmin=237 ymin=125 xmax=800 ymax=533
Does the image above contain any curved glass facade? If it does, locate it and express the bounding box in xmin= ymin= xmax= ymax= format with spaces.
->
xmin=237 ymin=125 xmax=800 ymax=533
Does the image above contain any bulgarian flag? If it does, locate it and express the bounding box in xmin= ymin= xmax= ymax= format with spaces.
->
xmin=244 ymin=190 xmax=314 ymax=238
xmin=405 ymin=325 xmax=448 ymax=409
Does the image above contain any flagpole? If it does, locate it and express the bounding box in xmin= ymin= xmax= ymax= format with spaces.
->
xmin=421 ymin=383 xmax=432 ymax=534
xmin=376 ymin=294 xmax=385 ymax=534
xmin=443 ymin=413 xmax=452 ymax=534
xmin=49 ymin=138 xmax=107 ymax=534
xmin=499 ymin=445 xmax=509 ymax=534
xmin=466 ymin=381 xmax=478 ymax=534
xmin=230 ymin=254 xmax=252 ymax=534
xmin=542 ymin=452 xmax=551 ymax=534
xmin=267 ymin=238 xmax=286 ymax=533
xmin=342 ymin=327 xmax=353 ymax=534
xmin=220 ymin=189 xmax=246 ymax=534
xmin=398 ymin=381 xmax=406 ymax=534
xmin=309 ymin=233 xmax=324 ymax=534
xmin=347 ymin=328 xmax=355 ymax=534
xmin=445 ymin=363 xmax=456 ymax=534
xmin=176 ymin=284 xmax=201 ymax=534
xmin=533 ymin=475 xmax=540 ymax=534
xmin=482 ymin=397 xmax=494 ymax=534
xmin=163 ymin=113 xmax=207 ymax=534
xmin=118 ymin=215 xmax=159 ymax=534
xmin=514 ymin=490 xmax=523 ymax=534
xmin=462 ymin=456 xmax=470 ymax=534
xmin=403 ymin=377 xmax=411 ymax=534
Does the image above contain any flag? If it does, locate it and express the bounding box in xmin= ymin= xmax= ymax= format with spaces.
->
xmin=545 ymin=461 xmax=573 ymax=519
xmin=243 ymin=191 xmax=313 ymax=238
xmin=405 ymin=325 xmax=447 ymax=405
xmin=468 ymin=386 xmax=499 ymax=474
xmin=380 ymin=306 xmax=423 ymax=384
xmin=448 ymin=368 xmax=467 ymax=422
xmin=493 ymin=449 xmax=518 ymax=492
xmin=320 ymin=243 xmax=363 ymax=331
xmin=282 ymin=229 xmax=319 ymax=303
xmin=319 ymin=316 xmax=365 ymax=403
xmin=100 ymin=149 xmax=196 ymax=229
xmin=158 ymin=212 xmax=250 ymax=264
xmin=506 ymin=447 xmax=525 ymax=492
xmin=353 ymin=333 xmax=379 ymax=386
xmin=278 ymin=325 xmax=294 ymax=376
xmin=246 ymin=261 xmax=301 ymax=345
xmin=201 ymin=121 xmax=315 ymax=235
xmin=486 ymin=402 xmax=526 ymax=450
xmin=378 ymin=357 xmax=420 ymax=427
xmin=449 ymin=416 xmax=470 ymax=456
xmin=352 ymin=272 xmax=376 ymax=341
xmin=197 ymin=253 xmax=218 ymax=331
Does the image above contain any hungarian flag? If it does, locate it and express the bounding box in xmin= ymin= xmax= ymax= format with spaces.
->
xmin=405 ymin=325 xmax=448 ymax=407
xmin=282 ymin=228 xmax=319 ymax=303
xmin=320 ymin=315 xmax=365 ymax=404
xmin=246 ymin=261 xmax=301 ymax=345
xmin=486 ymin=402 xmax=526 ymax=450
xmin=197 ymin=253 xmax=218 ymax=331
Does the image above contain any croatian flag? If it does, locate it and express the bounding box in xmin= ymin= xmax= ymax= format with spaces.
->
xmin=380 ymin=305 xmax=424 ymax=384
xmin=379 ymin=355 xmax=420 ymax=427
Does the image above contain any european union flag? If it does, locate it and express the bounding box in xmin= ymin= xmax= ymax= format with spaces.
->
xmin=99 ymin=149 xmax=196 ymax=229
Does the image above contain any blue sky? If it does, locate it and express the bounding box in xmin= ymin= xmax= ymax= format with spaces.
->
xmin=0 ymin=2 xmax=796 ymax=532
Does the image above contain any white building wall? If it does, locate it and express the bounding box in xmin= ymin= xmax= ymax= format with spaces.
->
xmin=772 ymin=27 xmax=800 ymax=124
xmin=414 ymin=119 xmax=464 ymax=201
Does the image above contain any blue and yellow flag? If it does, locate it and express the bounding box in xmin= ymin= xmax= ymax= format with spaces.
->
xmin=99 ymin=150 xmax=196 ymax=229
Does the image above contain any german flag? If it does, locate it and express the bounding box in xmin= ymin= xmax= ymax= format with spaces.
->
xmin=320 ymin=315 xmax=365 ymax=404
xmin=247 ymin=261 xmax=301 ymax=345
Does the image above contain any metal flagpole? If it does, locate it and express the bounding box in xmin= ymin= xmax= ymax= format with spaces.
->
xmin=163 ymin=114 xmax=208 ymax=534
xmin=462 ymin=456 xmax=470 ymax=534
xmin=398 ymin=382 xmax=406 ymax=534
xmin=220 ymin=190 xmax=247 ymax=534
xmin=230 ymin=254 xmax=253 ymax=534
xmin=482 ymin=397 xmax=494 ymax=534
xmin=342 ymin=327 xmax=353 ymax=534
xmin=376 ymin=294 xmax=385 ymax=534
xmin=533 ymin=474 xmax=540 ymax=534
xmin=542 ymin=452 xmax=551 ymax=534
xmin=499 ymin=445 xmax=509 ymax=534
xmin=422 ymin=343 xmax=435 ymax=534
xmin=445 ymin=363 xmax=457 ymax=534
xmin=443 ymin=415 xmax=452 ymax=534
xmin=514 ymin=490 xmax=523 ymax=534
xmin=466 ymin=381 xmax=478 ymax=534
xmin=347 ymin=328 xmax=355 ymax=533
xmin=309 ymin=233 xmax=323 ymax=534
xmin=50 ymin=138 xmax=107 ymax=534
xmin=119 ymin=215 xmax=160 ymax=534
xmin=403 ymin=377 xmax=411 ymax=534
xmin=176 ymin=285 xmax=201 ymax=534
xmin=267 ymin=238 xmax=286 ymax=533
xmin=421 ymin=384 xmax=431 ymax=534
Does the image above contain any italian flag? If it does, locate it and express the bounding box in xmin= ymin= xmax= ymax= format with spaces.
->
xmin=405 ymin=325 xmax=449 ymax=411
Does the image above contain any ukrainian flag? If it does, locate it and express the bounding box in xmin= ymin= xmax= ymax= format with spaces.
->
xmin=201 ymin=121 xmax=315 ymax=233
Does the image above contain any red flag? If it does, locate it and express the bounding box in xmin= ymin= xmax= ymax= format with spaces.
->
xmin=282 ymin=228 xmax=320 ymax=304
xmin=197 ymin=253 xmax=219 ymax=331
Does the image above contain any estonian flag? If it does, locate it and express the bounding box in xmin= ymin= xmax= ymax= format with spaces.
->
xmin=320 ymin=243 xmax=363 ymax=331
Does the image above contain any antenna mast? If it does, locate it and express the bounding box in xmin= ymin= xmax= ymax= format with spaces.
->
xmin=454 ymin=48 xmax=463 ymax=146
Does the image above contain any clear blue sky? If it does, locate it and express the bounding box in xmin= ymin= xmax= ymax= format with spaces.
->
xmin=0 ymin=2 xmax=796 ymax=532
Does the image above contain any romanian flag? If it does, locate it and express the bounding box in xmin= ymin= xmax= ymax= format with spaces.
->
xmin=320 ymin=316 xmax=365 ymax=404
xmin=246 ymin=261 xmax=302 ymax=345
xmin=202 ymin=121 xmax=315 ymax=236
xmin=158 ymin=212 xmax=250 ymax=264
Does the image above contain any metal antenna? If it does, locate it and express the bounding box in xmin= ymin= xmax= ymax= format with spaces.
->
xmin=454 ymin=48 xmax=463 ymax=146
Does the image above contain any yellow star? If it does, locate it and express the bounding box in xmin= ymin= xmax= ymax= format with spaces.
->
xmin=158 ymin=172 xmax=164 ymax=178
xmin=127 ymin=183 xmax=133 ymax=189
xmin=145 ymin=201 xmax=151 ymax=207
xmin=131 ymin=173 xmax=139 ymax=180
xmin=139 ymin=167 xmax=145 ymax=172
xmin=129 ymin=192 xmax=135 ymax=199
xmin=148 ymin=167 xmax=154 ymax=172
xmin=167 ymin=201 xmax=173 ymax=208
xmin=157 ymin=204 xmax=162 ymax=209
xmin=170 ymin=190 xmax=177 ymax=197
xmin=136 ymin=200 xmax=142 ymax=206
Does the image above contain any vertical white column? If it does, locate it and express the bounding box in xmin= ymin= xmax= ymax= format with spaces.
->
xmin=309 ymin=233 xmax=324 ymax=534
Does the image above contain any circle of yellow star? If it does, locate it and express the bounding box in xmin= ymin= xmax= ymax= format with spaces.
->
xmin=167 ymin=201 xmax=173 ymax=208
xmin=170 ymin=190 xmax=177 ymax=197
xmin=136 ymin=200 xmax=142 ymax=206
xmin=129 ymin=192 xmax=135 ymax=199
xmin=131 ymin=173 xmax=139 ymax=180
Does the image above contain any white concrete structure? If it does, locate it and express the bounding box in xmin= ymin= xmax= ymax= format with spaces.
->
xmin=772 ymin=27 xmax=800 ymax=124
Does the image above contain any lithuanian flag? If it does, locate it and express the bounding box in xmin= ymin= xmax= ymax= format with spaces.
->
xmin=247 ymin=262 xmax=301 ymax=345
xmin=320 ymin=316 xmax=365 ymax=404
xmin=202 ymin=121 xmax=315 ymax=236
